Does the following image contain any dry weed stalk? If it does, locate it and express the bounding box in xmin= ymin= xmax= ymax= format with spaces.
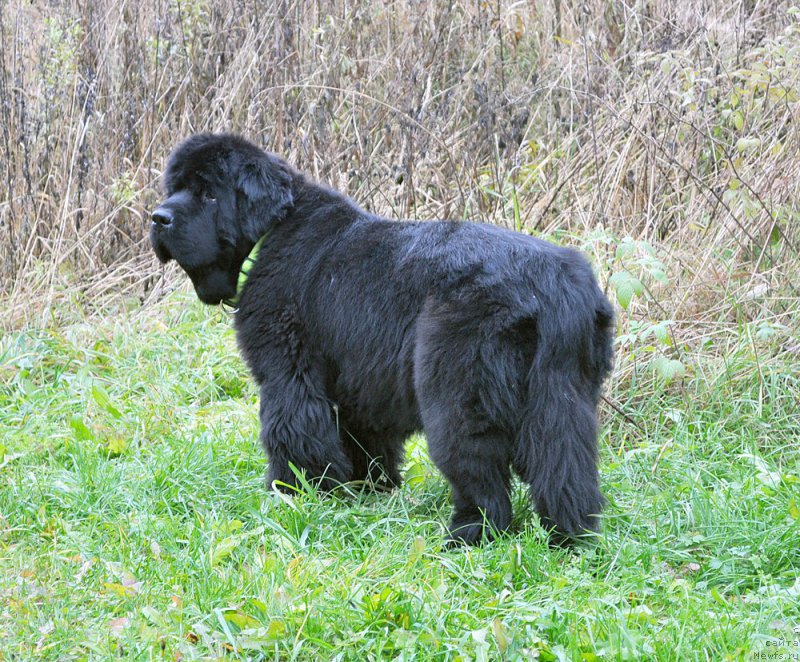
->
xmin=0 ymin=0 xmax=796 ymax=361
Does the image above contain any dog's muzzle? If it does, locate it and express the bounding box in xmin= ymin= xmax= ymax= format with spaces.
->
xmin=149 ymin=213 xmax=173 ymax=263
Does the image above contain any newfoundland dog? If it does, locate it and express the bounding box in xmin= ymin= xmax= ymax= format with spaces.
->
xmin=150 ymin=133 xmax=614 ymax=545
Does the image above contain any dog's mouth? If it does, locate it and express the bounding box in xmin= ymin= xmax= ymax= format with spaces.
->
xmin=149 ymin=226 xmax=173 ymax=263
xmin=153 ymin=241 xmax=173 ymax=263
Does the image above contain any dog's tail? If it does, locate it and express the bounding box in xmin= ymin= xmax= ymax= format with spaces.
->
xmin=514 ymin=279 xmax=614 ymax=538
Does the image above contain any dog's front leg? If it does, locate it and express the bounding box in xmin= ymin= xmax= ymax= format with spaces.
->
xmin=258 ymin=382 xmax=352 ymax=493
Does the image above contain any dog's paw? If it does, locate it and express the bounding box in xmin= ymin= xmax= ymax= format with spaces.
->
xmin=537 ymin=514 xmax=600 ymax=549
xmin=445 ymin=518 xmax=493 ymax=547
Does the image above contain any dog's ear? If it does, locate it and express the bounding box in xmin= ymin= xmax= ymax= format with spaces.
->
xmin=236 ymin=153 xmax=294 ymax=242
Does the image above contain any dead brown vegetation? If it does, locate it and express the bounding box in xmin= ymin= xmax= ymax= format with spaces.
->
xmin=1 ymin=0 xmax=798 ymax=346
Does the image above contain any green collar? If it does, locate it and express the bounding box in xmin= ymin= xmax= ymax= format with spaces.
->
xmin=223 ymin=232 xmax=269 ymax=308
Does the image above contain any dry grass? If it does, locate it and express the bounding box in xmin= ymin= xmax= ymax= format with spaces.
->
xmin=1 ymin=0 xmax=798 ymax=349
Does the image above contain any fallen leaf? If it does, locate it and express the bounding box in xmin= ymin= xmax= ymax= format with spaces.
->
xmin=76 ymin=559 xmax=94 ymax=581
xmin=223 ymin=609 xmax=261 ymax=630
xmin=109 ymin=617 xmax=130 ymax=635
xmin=121 ymin=576 xmax=140 ymax=589
xmin=104 ymin=582 xmax=137 ymax=598
xmin=492 ymin=618 xmax=509 ymax=653
xmin=210 ymin=525 xmax=265 ymax=566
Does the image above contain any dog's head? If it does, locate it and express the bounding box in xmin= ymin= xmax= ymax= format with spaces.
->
xmin=150 ymin=133 xmax=294 ymax=305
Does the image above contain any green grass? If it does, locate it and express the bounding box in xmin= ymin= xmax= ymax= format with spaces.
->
xmin=1 ymin=296 xmax=798 ymax=660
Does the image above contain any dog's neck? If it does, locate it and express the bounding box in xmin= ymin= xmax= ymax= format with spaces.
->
xmin=223 ymin=233 xmax=269 ymax=308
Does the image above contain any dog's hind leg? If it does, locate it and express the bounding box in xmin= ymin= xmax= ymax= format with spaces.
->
xmin=430 ymin=423 xmax=513 ymax=546
xmin=415 ymin=302 xmax=516 ymax=545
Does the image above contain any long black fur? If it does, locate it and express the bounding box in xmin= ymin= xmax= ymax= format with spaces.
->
xmin=150 ymin=133 xmax=615 ymax=545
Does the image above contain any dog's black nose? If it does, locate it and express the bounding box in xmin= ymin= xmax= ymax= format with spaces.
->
xmin=151 ymin=209 xmax=174 ymax=227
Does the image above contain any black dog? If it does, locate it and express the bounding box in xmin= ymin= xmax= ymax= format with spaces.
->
xmin=150 ymin=133 xmax=614 ymax=545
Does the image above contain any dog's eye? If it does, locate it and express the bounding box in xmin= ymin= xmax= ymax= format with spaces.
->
xmin=203 ymin=192 xmax=216 ymax=203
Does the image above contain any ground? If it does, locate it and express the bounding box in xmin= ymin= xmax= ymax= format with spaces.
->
xmin=1 ymin=294 xmax=798 ymax=660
